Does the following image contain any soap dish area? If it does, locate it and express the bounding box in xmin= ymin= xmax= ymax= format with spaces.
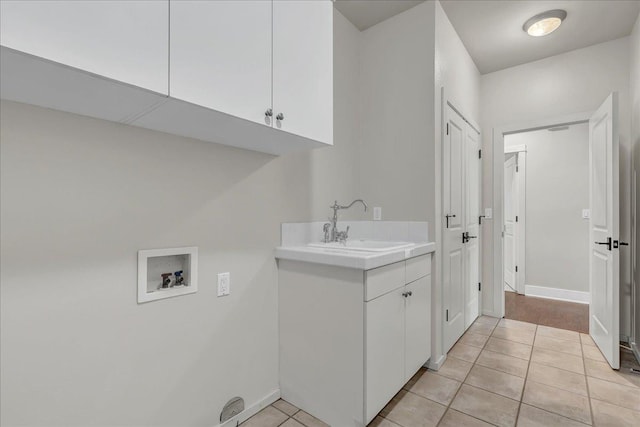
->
xmin=137 ymin=247 xmax=198 ymax=303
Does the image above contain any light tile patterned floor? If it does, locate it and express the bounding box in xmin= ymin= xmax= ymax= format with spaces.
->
xmin=242 ymin=316 xmax=640 ymax=426
xmin=240 ymin=400 xmax=329 ymax=427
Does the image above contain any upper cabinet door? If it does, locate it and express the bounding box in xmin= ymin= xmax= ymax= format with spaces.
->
xmin=170 ymin=0 xmax=272 ymax=126
xmin=273 ymin=1 xmax=333 ymax=145
xmin=0 ymin=0 xmax=169 ymax=94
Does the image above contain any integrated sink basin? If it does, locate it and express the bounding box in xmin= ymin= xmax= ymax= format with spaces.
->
xmin=307 ymin=240 xmax=414 ymax=252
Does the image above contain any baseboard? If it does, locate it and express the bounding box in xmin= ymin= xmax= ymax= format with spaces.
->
xmin=524 ymin=285 xmax=589 ymax=304
xmin=219 ymin=389 xmax=280 ymax=427
xmin=482 ymin=310 xmax=502 ymax=318
xmin=427 ymin=354 xmax=446 ymax=371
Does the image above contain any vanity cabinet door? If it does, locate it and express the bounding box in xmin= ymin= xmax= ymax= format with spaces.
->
xmin=365 ymin=287 xmax=405 ymax=424
xmin=0 ymin=0 xmax=169 ymax=94
xmin=404 ymin=276 xmax=431 ymax=382
xmin=170 ymin=0 xmax=272 ymax=125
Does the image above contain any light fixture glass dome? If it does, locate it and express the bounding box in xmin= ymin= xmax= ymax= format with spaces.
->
xmin=523 ymin=10 xmax=567 ymax=37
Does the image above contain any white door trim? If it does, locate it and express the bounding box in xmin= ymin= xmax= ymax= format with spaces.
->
xmin=491 ymin=111 xmax=591 ymax=317
xmin=504 ymin=144 xmax=527 ymax=154
xmin=515 ymin=152 xmax=526 ymax=294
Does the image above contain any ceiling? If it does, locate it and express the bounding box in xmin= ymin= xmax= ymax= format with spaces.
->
xmin=334 ymin=0 xmax=424 ymax=31
xmin=335 ymin=1 xmax=640 ymax=74
xmin=440 ymin=1 xmax=640 ymax=74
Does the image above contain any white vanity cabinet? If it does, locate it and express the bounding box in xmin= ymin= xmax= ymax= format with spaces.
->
xmin=278 ymin=254 xmax=432 ymax=426
xmin=0 ymin=0 xmax=169 ymax=94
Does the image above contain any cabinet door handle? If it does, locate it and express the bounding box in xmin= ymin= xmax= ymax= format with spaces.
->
xmin=276 ymin=113 xmax=284 ymax=121
xmin=402 ymin=291 xmax=412 ymax=298
xmin=265 ymin=108 xmax=273 ymax=117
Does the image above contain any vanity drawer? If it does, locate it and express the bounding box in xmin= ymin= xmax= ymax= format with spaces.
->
xmin=365 ymin=261 xmax=405 ymax=301
xmin=405 ymin=254 xmax=431 ymax=283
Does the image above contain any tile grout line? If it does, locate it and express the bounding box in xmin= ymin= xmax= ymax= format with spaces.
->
xmin=431 ymin=317 xmax=501 ymax=427
xmin=583 ymin=339 xmax=596 ymax=426
xmin=514 ymin=323 xmax=537 ymax=426
xmin=521 ymin=329 xmax=597 ymax=426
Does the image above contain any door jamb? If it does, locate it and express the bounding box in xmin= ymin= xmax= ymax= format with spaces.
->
xmin=491 ymin=112 xmax=591 ymax=318
xmin=503 ymin=147 xmax=527 ymax=294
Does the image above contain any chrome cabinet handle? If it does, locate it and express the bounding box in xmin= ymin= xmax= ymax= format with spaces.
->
xmin=265 ymin=108 xmax=273 ymax=117
xmin=276 ymin=113 xmax=284 ymax=121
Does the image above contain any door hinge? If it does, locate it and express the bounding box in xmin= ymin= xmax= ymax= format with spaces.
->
xmin=478 ymin=149 xmax=482 ymax=159
xmin=478 ymin=282 xmax=481 ymax=292
xmin=446 ymin=309 xmax=449 ymax=322
xmin=516 ymin=165 xmax=519 ymax=172
xmin=446 ymin=123 xmax=449 ymax=135
xmin=515 ymin=266 xmax=518 ymax=272
xmin=515 ymin=215 xmax=518 ymax=222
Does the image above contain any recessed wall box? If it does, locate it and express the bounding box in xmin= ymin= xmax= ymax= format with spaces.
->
xmin=137 ymin=247 xmax=198 ymax=303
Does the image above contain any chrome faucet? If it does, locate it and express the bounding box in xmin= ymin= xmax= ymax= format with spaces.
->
xmin=324 ymin=199 xmax=368 ymax=244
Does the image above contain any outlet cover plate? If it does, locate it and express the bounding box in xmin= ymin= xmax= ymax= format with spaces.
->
xmin=373 ymin=207 xmax=382 ymax=221
xmin=217 ymin=272 xmax=230 ymax=297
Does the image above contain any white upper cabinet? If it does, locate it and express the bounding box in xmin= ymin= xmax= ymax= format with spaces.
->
xmin=273 ymin=0 xmax=333 ymax=145
xmin=0 ymin=0 xmax=169 ymax=94
xmin=0 ymin=0 xmax=333 ymax=154
xmin=169 ymin=1 xmax=272 ymax=126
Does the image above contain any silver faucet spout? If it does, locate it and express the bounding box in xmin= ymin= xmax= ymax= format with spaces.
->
xmin=342 ymin=199 xmax=368 ymax=212
xmin=327 ymin=199 xmax=368 ymax=243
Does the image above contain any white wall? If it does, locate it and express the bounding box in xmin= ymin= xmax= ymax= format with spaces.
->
xmin=505 ymin=124 xmax=590 ymax=294
xmin=630 ymin=14 xmax=640 ymax=353
xmin=480 ymin=37 xmax=633 ymax=334
xmin=0 ymin=10 xmax=363 ymax=426
xmin=358 ymin=0 xmax=480 ymax=370
xmin=432 ymin=0 xmax=481 ymax=364
xmin=359 ymin=0 xmax=435 ymax=225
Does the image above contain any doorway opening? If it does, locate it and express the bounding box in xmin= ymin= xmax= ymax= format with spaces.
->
xmin=502 ymin=123 xmax=590 ymax=333
xmin=491 ymin=93 xmax=623 ymax=369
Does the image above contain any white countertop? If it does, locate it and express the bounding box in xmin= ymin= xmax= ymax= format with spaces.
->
xmin=275 ymin=241 xmax=435 ymax=270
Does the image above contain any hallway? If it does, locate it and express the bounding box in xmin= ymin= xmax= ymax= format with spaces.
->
xmin=504 ymin=292 xmax=589 ymax=333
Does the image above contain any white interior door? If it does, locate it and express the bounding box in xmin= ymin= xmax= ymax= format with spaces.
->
xmin=589 ymin=93 xmax=620 ymax=369
xmin=504 ymin=154 xmax=518 ymax=292
xmin=443 ymin=106 xmax=466 ymax=352
xmin=464 ymin=126 xmax=481 ymax=328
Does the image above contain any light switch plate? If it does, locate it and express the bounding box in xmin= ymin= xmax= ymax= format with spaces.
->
xmin=582 ymin=209 xmax=590 ymax=219
xmin=373 ymin=207 xmax=382 ymax=221
xmin=485 ymin=208 xmax=493 ymax=219
xmin=217 ymin=272 xmax=230 ymax=297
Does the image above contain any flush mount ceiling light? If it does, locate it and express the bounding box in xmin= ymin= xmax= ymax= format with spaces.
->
xmin=523 ymin=9 xmax=567 ymax=37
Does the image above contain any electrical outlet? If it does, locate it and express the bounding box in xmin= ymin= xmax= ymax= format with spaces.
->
xmin=582 ymin=209 xmax=590 ymax=219
xmin=217 ymin=272 xmax=230 ymax=297
xmin=373 ymin=207 xmax=382 ymax=221
xmin=485 ymin=208 xmax=493 ymax=219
